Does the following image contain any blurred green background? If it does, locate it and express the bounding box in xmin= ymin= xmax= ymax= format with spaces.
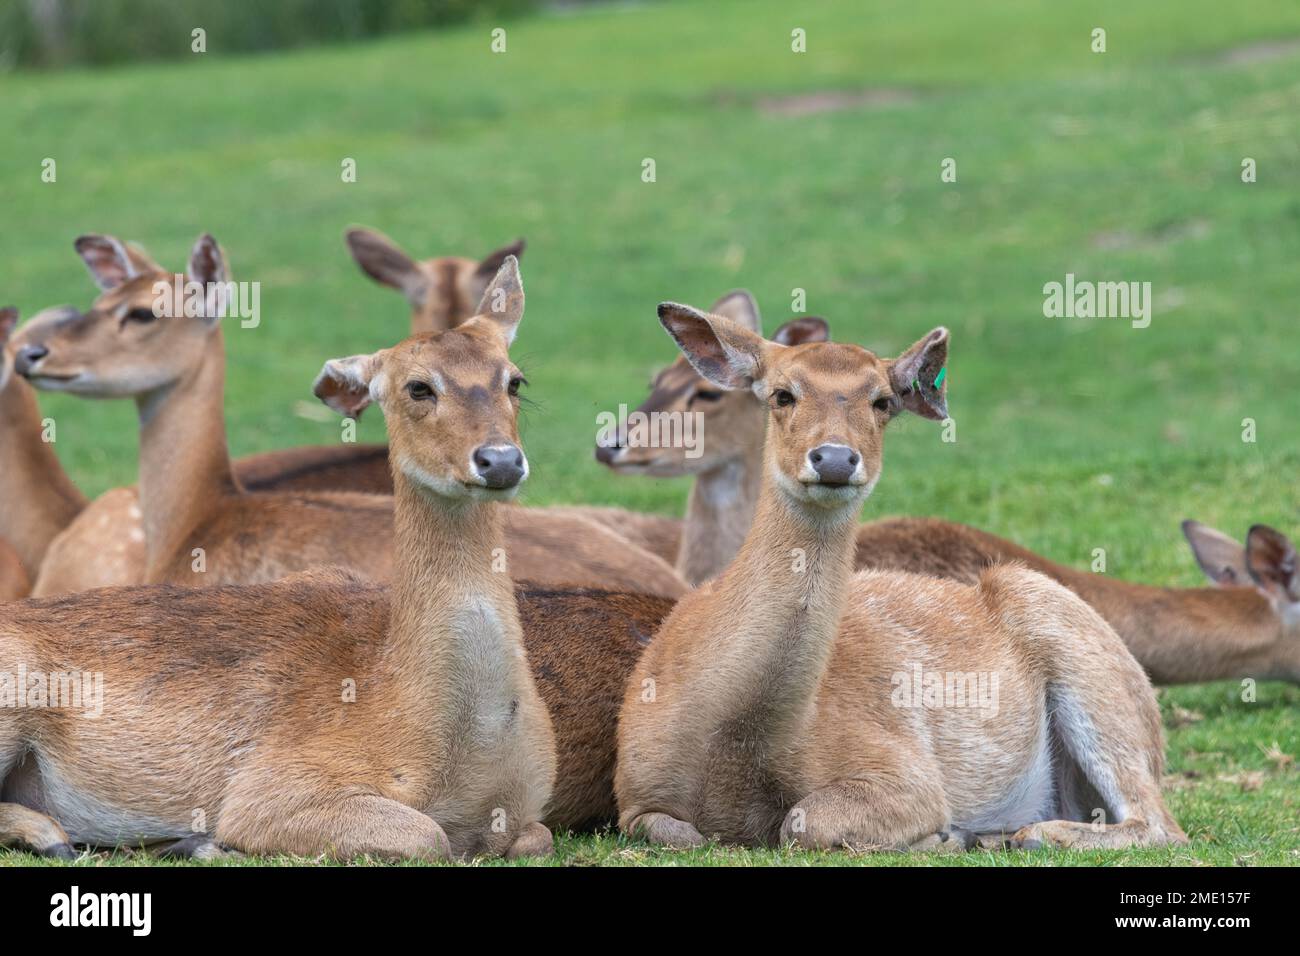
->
xmin=0 ymin=0 xmax=1297 ymax=864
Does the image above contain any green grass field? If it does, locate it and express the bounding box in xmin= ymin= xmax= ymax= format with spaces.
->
xmin=1 ymin=0 xmax=1297 ymax=866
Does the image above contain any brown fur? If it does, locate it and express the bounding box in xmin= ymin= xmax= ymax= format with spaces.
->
xmin=0 ymin=258 xmax=574 ymax=860
xmin=600 ymin=304 xmax=1297 ymax=685
xmin=0 ymin=539 xmax=30 ymax=602
xmin=19 ymin=236 xmax=683 ymax=598
xmin=615 ymin=307 xmax=1184 ymax=852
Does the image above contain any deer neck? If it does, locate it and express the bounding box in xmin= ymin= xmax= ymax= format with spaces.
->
xmin=1044 ymin=563 xmax=1296 ymax=684
xmin=0 ymin=374 xmax=86 ymax=576
xmin=676 ymin=409 xmax=766 ymax=585
xmin=703 ymin=473 xmax=860 ymax=743
xmin=677 ymin=452 xmax=763 ymax=585
xmin=135 ymin=330 xmax=236 ymax=578
xmin=383 ymin=472 xmax=539 ymax=749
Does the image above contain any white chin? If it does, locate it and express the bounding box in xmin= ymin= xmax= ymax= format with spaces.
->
xmin=802 ymin=483 xmax=865 ymax=508
xmin=466 ymin=484 xmax=521 ymax=502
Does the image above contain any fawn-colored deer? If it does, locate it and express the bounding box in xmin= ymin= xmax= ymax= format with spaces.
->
xmin=0 ymin=257 xmax=671 ymax=860
xmin=615 ymin=304 xmax=1185 ymax=851
xmin=0 ymin=306 xmax=86 ymax=588
xmin=599 ymin=300 xmax=1299 ymax=685
xmin=17 ymin=236 xmax=684 ymax=597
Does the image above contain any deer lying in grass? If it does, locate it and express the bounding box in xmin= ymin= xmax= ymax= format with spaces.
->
xmin=348 ymin=225 xmax=683 ymax=554
xmin=0 ymin=265 xmax=577 ymax=859
xmin=599 ymin=299 xmax=1299 ymax=686
xmin=615 ymin=304 xmax=1185 ymax=851
xmin=17 ymin=237 xmax=684 ymax=597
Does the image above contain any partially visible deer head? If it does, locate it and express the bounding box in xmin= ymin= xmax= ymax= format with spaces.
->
xmin=345 ymin=226 xmax=525 ymax=335
xmin=1183 ymin=521 xmax=1300 ymax=633
xmin=596 ymin=290 xmax=829 ymax=477
xmin=315 ymin=256 xmax=530 ymax=500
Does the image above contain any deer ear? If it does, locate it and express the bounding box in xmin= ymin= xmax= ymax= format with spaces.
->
xmin=313 ymin=352 xmax=384 ymax=420
xmin=1182 ymin=520 xmax=1250 ymax=586
xmin=1246 ymin=525 xmax=1299 ymax=603
xmin=658 ymin=302 xmax=767 ymax=391
xmin=888 ymin=327 xmax=949 ymax=420
xmin=475 ymin=238 xmax=526 ymax=277
xmin=474 ymin=255 xmax=525 ymax=344
xmin=772 ymin=316 xmax=829 ymax=346
xmin=708 ymin=290 xmax=761 ymax=333
xmin=0 ymin=307 xmax=17 ymax=346
xmin=186 ymin=233 xmax=230 ymax=322
xmin=345 ymin=227 xmax=428 ymax=306
xmin=75 ymin=234 xmax=138 ymax=290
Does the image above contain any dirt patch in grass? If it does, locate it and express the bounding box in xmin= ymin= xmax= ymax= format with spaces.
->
xmin=750 ymin=88 xmax=918 ymax=116
xmin=1206 ymin=38 xmax=1300 ymax=66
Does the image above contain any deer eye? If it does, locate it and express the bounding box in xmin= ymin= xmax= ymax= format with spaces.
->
xmin=124 ymin=307 xmax=159 ymax=324
xmin=772 ymin=388 xmax=796 ymax=408
xmin=508 ymin=375 xmax=526 ymax=397
xmin=692 ymin=389 xmax=724 ymax=403
xmin=873 ymin=396 xmax=893 ymax=412
xmin=406 ymin=381 xmax=435 ymax=401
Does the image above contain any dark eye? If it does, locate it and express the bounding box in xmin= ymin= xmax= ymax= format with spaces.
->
xmin=507 ymin=375 xmax=526 ymax=397
xmin=692 ymin=389 xmax=724 ymax=403
xmin=406 ymin=381 xmax=435 ymax=401
xmin=773 ymin=389 xmax=795 ymax=408
xmin=125 ymin=307 xmax=158 ymax=324
xmin=874 ymin=396 xmax=893 ymax=413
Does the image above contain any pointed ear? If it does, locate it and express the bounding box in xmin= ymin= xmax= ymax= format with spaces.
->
xmin=658 ymin=302 xmax=768 ymax=391
xmin=186 ymin=233 xmax=230 ymax=321
xmin=475 ymin=238 xmax=526 ymax=277
xmin=75 ymin=234 xmax=139 ymax=290
xmin=474 ymin=255 xmax=525 ymax=344
xmin=345 ymin=227 xmax=428 ymax=305
xmin=1246 ymin=525 xmax=1299 ymax=602
xmin=708 ymin=290 xmax=761 ymax=333
xmin=0 ymin=307 xmax=17 ymax=347
xmin=772 ymin=316 xmax=829 ymax=346
xmin=1182 ymin=520 xmax=1250 ymax=586
xmin=313 ymin=352 xmax=385 ymax=419
xmin=888 ymin=327 xmax=949 ymax=420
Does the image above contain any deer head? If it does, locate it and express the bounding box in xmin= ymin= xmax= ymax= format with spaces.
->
xmin=13 ymin=234 xmax=229 ymax=398
xmin=345 ymin=227 xmax=525 ymax=335
xmin=658 ymin=301 xmax=948 ymax=511
xmin=314 ymin=256 xmax=530 ymax=501
xmin=595 ymin=291 xmax=830 ymax=476
xmin=1183 ymin=521 xmax=1300 ymax=634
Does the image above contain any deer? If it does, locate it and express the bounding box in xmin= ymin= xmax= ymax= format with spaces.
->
xmin=0 ymin=539 xmax=28 ymax=602
xmin=0 ymin=306 xmax=86 ymax=589
xmin=16 ymin=236 xmax=685 ymax=598
xmin=614 ymin=303 xmax=1186 ymax=852
xmin=0 ymin=262 xmax=574 ymax=860
xmin=347 ymin=225 xmax=684 ymax=556
xmin=598 ymin=301 xmax=1300 ymax=686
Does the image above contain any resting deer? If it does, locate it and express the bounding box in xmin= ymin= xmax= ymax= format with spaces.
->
xmin=615 ymin=304 xmax=1185 ymax=851
xmin=17 ymin=236 xmax=684 ymax=597
xmin=0 ymin=264 xmax=568 ymax=859
xmin=599 ymin=300 xmax=1300 ymax=686
xmin=0 ymin=306 xmax=86 ymax=588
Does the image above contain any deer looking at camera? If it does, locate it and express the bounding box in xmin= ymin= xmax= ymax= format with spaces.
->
xmin=615 ymin=305 xmax=1185 ymax=852
xmin=598 ymin=299 xmax=1300 ymax=686
xmin=17 ymin=236 xmax=684 ymax=597
xmin=0 ymin=260 xmax=560 ymax=860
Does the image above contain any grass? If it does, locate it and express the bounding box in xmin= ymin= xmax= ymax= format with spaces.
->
xmin=1 ymin=0 xmax=1298 ymax=866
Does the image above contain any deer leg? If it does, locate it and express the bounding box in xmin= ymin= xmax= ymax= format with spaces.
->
xmin=622 ymin=811 xmax=707 ymax=848
xmin=217 ymin=793 xmax=451 ymax=862
xmin=505 ymin=821 xmax=554 ymax=860
xmin=156 ymin=834 xmax=241 ymax=860
xmin=779 ymin=777 xmax=952 ymax=852
xmin=0 ymin=803 xmax=77 ymax=859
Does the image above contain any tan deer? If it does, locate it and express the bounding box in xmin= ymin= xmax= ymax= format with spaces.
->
xmin=0 ymin=306 xmax=86 ymax=587
xmin=18 ymin=236 xmax=684 ymax=597
xmin=0 ymin=269 xmax=565 ymax=860
xmin=599 ymin=305 xmax=1300 ymax=686
xmin=615 ymin=304 xmax=1185 ymax=852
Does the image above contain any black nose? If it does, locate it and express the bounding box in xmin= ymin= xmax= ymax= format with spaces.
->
xmin=808 ymin=444 xmax=860 ymax=485
xmin=473 ymin=444 xmax=526 ymax=489
xmin=14 ymin=344 xmax=48 ymax=377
